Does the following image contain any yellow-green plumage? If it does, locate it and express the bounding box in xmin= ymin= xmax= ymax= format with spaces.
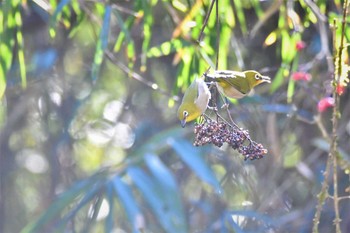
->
xmin=205 ymin=70 xmax=270 ymax=99
xmin=177 ymin=77 xmax=211 ymax=127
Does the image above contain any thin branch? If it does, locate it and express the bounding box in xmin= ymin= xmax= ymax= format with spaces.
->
xmin=312 ymin=153 xmax=331 ymax=233
xmin=197 ymin=0 xmax=216 ymax=42
xmin=312 ymin=1 xmax=349 ymax=232
xmin=105 ymin=50 xmax=179 ymax=101
xmin=331 ymin=0 xmax=349 ymax=231
xmin=215 ymin=0 xmax=219 ymax=70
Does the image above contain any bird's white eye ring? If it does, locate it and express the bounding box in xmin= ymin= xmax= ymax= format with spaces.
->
xmin=255 ymin=74 xmax=260 ymax=80
xmin=183 ymin=111 xmax=189 ymax=117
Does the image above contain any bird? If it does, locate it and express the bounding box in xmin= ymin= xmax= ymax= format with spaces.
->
xmin=177 ymin=77 xmax=211 ymax=127
xmin=204 ymin=70 xmax=271 ymax=99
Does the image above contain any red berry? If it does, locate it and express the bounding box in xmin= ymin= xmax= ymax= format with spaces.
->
xmin=291 ymin=72 xmax=312 ymax=82
xmin=296 ymin=41 xmax=306 ymax=51
xmin=317 ymin=97 xmax=335 ymax=112
xmin=336 ymin=84 xmax=346 ymax=95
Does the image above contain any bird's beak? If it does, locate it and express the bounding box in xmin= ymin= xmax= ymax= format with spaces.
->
xmin=261 ymin=75 xmax=271 ymax=83
xmin=181 ymin=118 xmax=187 ymax=128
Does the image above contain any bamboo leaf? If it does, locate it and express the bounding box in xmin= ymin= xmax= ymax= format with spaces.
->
xmin=140 ymin=0 xmax=153 ymax=71
xmin=147 ymin=39 xmax=185 ymax=58
xmin=270 ymin=65 xmax=289 ymax=93
xmin=233 ymin=0 xmax=247 ymax=34
xmin=112 ymin=175 xmax=143 ymax=233
xmin=50 ymin=0 xmax=71 ymax=37
xmin=91 ymin=5 xmax=111 ymax=82
xmin=14 ymin=10 xmax=26 ymax=88
xmin=167 ymin=139 xmax=222 ymax=193
xmin=144 ymin=154 xmax=187 ymax=232
xmin=21 ymin=175 xmax=103 ymax=233
xmin=128 ymin=166 xmax=185 ymax=233
xmin=105 ymin=182 xmax=114 ymax=233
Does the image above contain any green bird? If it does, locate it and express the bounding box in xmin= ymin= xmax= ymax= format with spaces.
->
xmin=177 ymin=77 xmax=211 ymax=127
xmin=205 ymin=70 xmax=271 ymax=99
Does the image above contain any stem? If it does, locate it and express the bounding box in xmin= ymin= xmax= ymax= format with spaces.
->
xmin=313 ymin=1 xmax=349 ymax=232
xmin=331 ymin=0 xmax=349 ymax=232
xmin=197 ymin=0 xmax=216 ymax=43
xmin=215 ymin=0 xmax=219 ymax=70
xmin=312 ymin=151 xmax=331 ymax=233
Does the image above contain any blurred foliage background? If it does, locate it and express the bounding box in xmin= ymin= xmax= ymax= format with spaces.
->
xmin=1 ymin=0 xmax=350 ymax=232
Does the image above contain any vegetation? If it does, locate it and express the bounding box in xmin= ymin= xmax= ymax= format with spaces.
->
xmin=0 ymin=0 xmax=350 ymax=232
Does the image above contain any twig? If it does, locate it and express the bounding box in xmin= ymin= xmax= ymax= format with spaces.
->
xmin=215 ymin=0 xmax=219 ymax=70
xmin=331 ymin=0 xmax=349 ymax=231
xmin=197 ymin=0 xmax=216 ymax=43
xmin=312 ymin=1 xmax=349 ymax=232
xmin=312 ymin=151 xmax=331 ymax=233
xmin=105 ymin=50 xmax=179 ymax=101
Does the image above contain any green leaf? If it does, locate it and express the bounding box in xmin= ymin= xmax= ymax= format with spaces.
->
xmin=147 ymin=39 xmax=185 ymax=58
xmin=140 ymin=0 xmax=153 ymax=71
xmin=50 ymin=0 xmax=72 ymax=37
xmin=112 ymin=175 xmax=143 ymax=233
xmin=167 ymin=139 xmax=222 ymax=193
xmin=15 ymin=10 xmax=26 ymax=88
xmin=233 ymin=0 xmax=247 ymax=34
xmin=128 ymin=166 xmax=185 ymax=233
xmin=68 ymin=1 xmax=85 ymax=38
xmin=0 ymin=60 xmax=7 ymax=100
xmin=105 ymin=182 xmax=114 ymax=233
xmin=287 ymin=54 xmax=299 ymax=103
xmin=144 ymin=154 xmax=187 ymax=232
xmin=91 ymin=5 xmax=111 ymax=82
xmin=21 ymin=175 xmax=103 ymax=233
xmin=58 ymin=183 xmax=104 ymax=229
xmin=270 ymin=65 xmax=289 ymax=93
xmin=113 ymin=16 xmax=134 ymax=52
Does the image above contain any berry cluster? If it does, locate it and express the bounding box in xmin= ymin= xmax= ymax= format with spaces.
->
xmin=193 ymin=120 xmax=267 ymax=160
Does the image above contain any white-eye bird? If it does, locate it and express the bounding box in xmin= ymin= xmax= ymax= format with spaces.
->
xmin=205 ymin=70 xmax=271 ymax=99
xmin=177 ymin=77 xmax=211 ymax=127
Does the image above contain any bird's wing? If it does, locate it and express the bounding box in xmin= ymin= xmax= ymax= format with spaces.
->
xmin=194 ymin=78 xmax=211 ymax=110
xmin=212 ymin=70 xmax=251 ymax=94
xmin=181 ymin=78 xmax=199 ymax=105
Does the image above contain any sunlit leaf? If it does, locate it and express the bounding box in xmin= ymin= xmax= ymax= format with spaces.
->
xmin=68 ymin=1 xmax=85 ymax=38
xmin=113 ymin=7 xmax=134 ymax=55
xmin=50 ymin=0 xmax=71 ymax=37
xmin=15 ymin=10 xmax=26 ymax=89
xmin=172 ymin=0 xmax=188 ymax=12
xmin=172 ymin=0 xmax=202 ymax=38
xmin=0 ymin=65 xmax=6 ymax=99
xmin=218 ymin=25 xmax=231 ymax=70
xmin=140 ymin=0 xmax=153 ymax=71
xmin=113 ymin=17 xmax=134 ymax=52
xmin=147 ymin=39 xmax=185 ymax=58
xmin=251 ymin=0 xmax=263 ymax=18
xmin=233 ymin=0 xmax=247 ymax=34
xmin=264 ymin=31 xmax=277 ymax=46
xmin=281 ymin=31 xmax=295 ymax=63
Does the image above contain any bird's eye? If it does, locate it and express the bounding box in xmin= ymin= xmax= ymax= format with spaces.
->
xmin=183 ymin=111 xmax=189 ymax=117
xmin=255 ymin=74 xmax=260 ymax=80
